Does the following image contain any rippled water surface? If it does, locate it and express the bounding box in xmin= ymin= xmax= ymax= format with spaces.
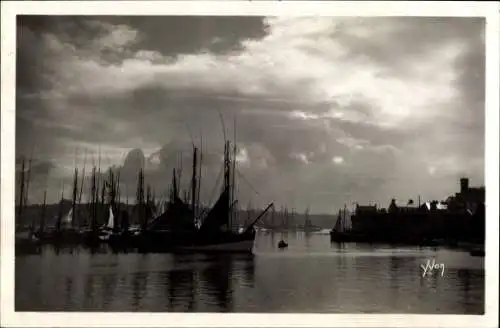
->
xmin=15 ymin=231 xmax=484 ymax=313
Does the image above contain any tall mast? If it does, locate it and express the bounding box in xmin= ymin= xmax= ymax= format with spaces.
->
xmin=91 ymin=167 xmax=97 ymax=231
xmin=71 ymin=168 xmax=78 ymax=227
xmin=137 ymin=169 xmax=146 ymax=230
xmin=96 ymin=146 xmax=102 ymax=225
xmin=172 ymin=168 xmax=178 ymax=201
xmin=78 ymin=149 xmax=87 ymax=223
xmin=270 ymin=203 xmax=275 ymax=227
xmin=125 ymin=183 xmax=129 ymax=207
xmin=178 ymin=153 xmax=183 ymax=187
xmin=231 ymin=116 xmax=237 ymax=230
xmin=56 ymin=183 xmax=65 ymax=233
xmin=191 ymin=146 xmax=198 ymax=224
xmin=305 ymin=206 xmax=310 ymax=226
xmin=40 ymin=190 xmax=47 ymax=236
xmin=146 ymin=184 xmax=151 ymax=207
xmin=223 ymin=141 xmax=231 ymax=230
xmin=100 ymin=175 xmax=105 ymax=224
xmin=343 ymin=203 xmax=347 ymax=231
xmin=197 ymin=133 xmax=203 ymax=221
xmin=116 ymin=170 xmax=121 ymax=213
xmin=247 ymin=200 xmax=252 ymax=226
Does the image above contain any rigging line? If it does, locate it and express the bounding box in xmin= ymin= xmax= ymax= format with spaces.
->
xmin=206 ymin=165 xmax=223 ymax=209
xmin=180 ymin=118 xmax=196 ymax=150
xmin=235 ymin=168 xmax=260 ymax=197
xmin=216 ymin=108 xmax=227 ymax=145
xmin=197 ymin=165 xmax=223 ymax=219
xmin=105 ymin=153 xmax=112 ymax=172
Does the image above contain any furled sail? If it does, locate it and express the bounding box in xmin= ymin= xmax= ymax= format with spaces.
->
xmin=107 ymin=206 xmax=114 ymax=229
xmin=333 ymin=210 xmax=342 ymax=232
xmin=62 ymin=208 xmax=73 ymax=226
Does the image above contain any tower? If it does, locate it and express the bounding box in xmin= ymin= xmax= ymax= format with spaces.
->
xmin=460 ymin=178 xmax=469 ymax=194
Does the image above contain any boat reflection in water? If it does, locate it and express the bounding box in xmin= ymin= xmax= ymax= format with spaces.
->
xmin=161 ymin=253 xmax=255 ymax=312
xmin=15 ymin=231 xmax=484 ymax=314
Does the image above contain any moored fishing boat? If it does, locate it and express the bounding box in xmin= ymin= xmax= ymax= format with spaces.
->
xmin=174 ymin=140 xmax=273 ymax=254
xmin=330 ymin=206 xmax=353 ymax=242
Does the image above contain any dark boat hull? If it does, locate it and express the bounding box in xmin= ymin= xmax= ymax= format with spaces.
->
xmin=469 ymin=248 xmax=485 ymax=257
xmin=135 ymin=229 xmax=198 ymax=253
xmin=175 ymin=230 xmax=256 ymax=253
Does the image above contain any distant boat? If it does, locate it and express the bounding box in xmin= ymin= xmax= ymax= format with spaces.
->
xmin=278 ymin=240 xmax=288 ymax=249
xmin=469 ymin=247 xmax=485 ymax=257
xmin=302 ymin=206 xmax=322 ymax=232
xmin=330 ymin=207 xmax=353 ymax=242
xmin=99 ymin=206 xmax=118 ymax=242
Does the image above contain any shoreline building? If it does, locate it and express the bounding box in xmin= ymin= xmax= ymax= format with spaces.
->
xmin=345 ymin=177 xmax=485 ymax=244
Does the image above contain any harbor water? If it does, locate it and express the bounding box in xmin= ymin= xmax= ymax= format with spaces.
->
xmin=15 ymin=230 xmax=484 ymax=314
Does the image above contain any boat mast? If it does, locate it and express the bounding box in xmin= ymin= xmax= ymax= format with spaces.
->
xmin=90 ymin=167 xmax=97 ymax=232
xmin=71 ymin=168 xmax=79 ymax=228
xmin=231 ymin=116 xmax=237 ymax=231
xmin=191 ymin=146 xmax=198 ymax=225
xmin=171 ymin=168 xmax=178 ymax=202
xmin=197 ymin=132 xmax=203 ymax=223
xmin=116 ymin=170 xmax=121 ymax=214
xmin=56 ymin=183 xmax=65 ymax=233
xmin=100 ymin=176 xmax=105 ymax=225
xmin=216 ymin=108 xmax=230 ymax=230
xmin=137 ymin=169 xmax=146 ymax=230
xmin=305 ymin=206 xmax=310 ymax=227
xmin=97 ymin=145 xmax=102 ymax=225
xmin=78 ymin=149 xmax=87 ymax=226
xmin=271 ymin=204 xmax=276 ymax=228
xmin=178 ymin=153 xmax=183 ymax=187
xmin=39 ymin=190 xmax=47 ymax=237
xmin=247 ymin=200 xmax=252 ymax=226
xmin=343 ymin=203 xmax=347 ymax=232
xmin=224 ymin=140 xmax=231 ymax=230
xmin=108 ymin=169 xmax=114 ymax=207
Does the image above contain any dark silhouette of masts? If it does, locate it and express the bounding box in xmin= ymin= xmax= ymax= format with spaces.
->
xmin=56 ymin=185 xmax=64 ymax=233
xmin=223 ymin=141 xmax=231 ymax=230
xmin=191 ymin=147 xmax=198 ymax=225
xmin=39 ymin=190 xmax=47 ymax=236
xmin=71 ymin=168 xmax=79 ymax=227
xmin=90 ymin=167 xmax=98 ymax=232
xmin=137 ymin=169 xmax=146 ymax=231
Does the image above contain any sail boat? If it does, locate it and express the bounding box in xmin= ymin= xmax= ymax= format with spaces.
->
xmin=62 ymin=208 xmax=74 ymax=228
xmin=303 ymin=206 xmax=321 ymax=232
xmin=97 ymin=169 xmax=129 ymax=244
xmin=330 ymin=205 xmax=355 ymax=242
xmin=133 ymin=162 xmax=197 ymax=252
xmin=176 ymin=140 xmax=273 ymax=253
xmin=98 ymin=206 xmax=114 ymax=241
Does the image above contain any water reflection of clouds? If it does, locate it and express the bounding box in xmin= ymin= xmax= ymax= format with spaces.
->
xmin=15 ymin=235 xmax=484 ymax=314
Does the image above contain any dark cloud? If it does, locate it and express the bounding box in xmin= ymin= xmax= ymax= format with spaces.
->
xmin=15 ymin=16 xmax=485 ymax=211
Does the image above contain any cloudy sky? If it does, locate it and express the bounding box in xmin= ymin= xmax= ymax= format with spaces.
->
xmin=16 ymin=15 xmax=485 ymax=213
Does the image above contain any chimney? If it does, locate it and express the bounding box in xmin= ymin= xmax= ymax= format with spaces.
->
xmin=460 ymin=178 xmax=469 ymax=194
